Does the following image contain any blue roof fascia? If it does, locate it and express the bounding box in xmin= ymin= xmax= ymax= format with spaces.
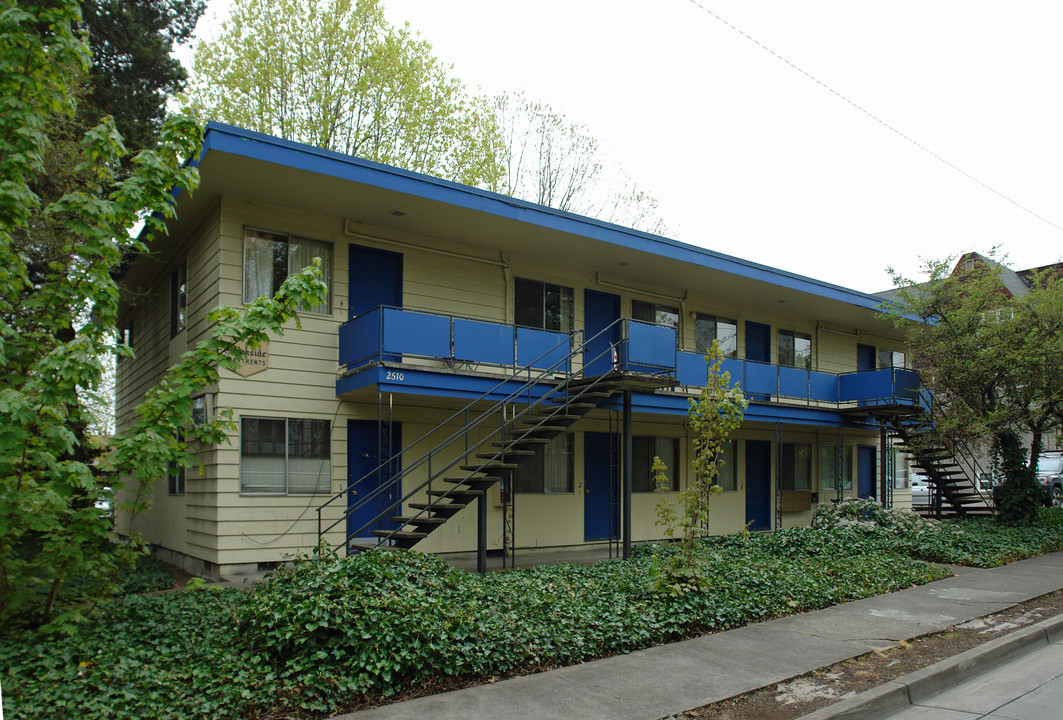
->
xmin=201 ymin=122 xmax=894 ymax=314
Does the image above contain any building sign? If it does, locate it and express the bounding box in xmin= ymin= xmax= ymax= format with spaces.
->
xmin=235 ymin=341 xmax=269 ymax=377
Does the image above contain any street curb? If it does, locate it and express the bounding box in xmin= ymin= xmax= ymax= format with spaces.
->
xmin=797 ymin=613 xmax=1063 ymax=720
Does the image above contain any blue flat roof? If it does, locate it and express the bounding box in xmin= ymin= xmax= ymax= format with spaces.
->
xmin=200 ymin=121 xmax=899 ymax=314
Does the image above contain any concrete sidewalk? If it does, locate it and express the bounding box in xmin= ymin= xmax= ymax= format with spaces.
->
xmin=340 ymin=551 xmax=1063 ymax=720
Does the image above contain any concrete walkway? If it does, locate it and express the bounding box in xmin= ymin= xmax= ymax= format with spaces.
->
xmin=339 ymin=551 xmax=1063 ymax=720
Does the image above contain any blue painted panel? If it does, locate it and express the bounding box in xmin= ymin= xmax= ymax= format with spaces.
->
xmin=516 ymin=327 xmax=570 ymax=370
xmin=338 ymin=309 xmax=381 ymax=367
xmin=893 ymin=369 xmax=921 ymax=401
xmin=381 ymin=308 xmax=449 ymax=359
xmin=744 ymin=362 xmax=777 ymax=397
xmin=839 ymin=370 xmax=890 ymax=402
xmin=453 ymin=318 xmax=514 ymax=365
xmin=778 ymin=366 xmax=809 ymax=399
xmin=625 ymin=322 xmax=676 ymax=371
xmin=677 ymin=351 xmax=707 ymax=386
xmin=810 ymin=372 xmax=839 ymax=403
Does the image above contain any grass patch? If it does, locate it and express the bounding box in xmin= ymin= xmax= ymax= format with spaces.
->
xmin=4 ymin=506 xmax=1063 ymax=719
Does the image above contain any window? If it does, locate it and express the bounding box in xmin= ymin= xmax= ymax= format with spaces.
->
xmin=240 ymin=417 xmax=331 ymax=494
xmin=781 ymin=443 xmax=812 ymax=491
xmin=243 ymin=228 xmax=332 ymax=314
xmin=716 ymin=440 xmax=737 ymax=491
xmin=695 ymin=314 xmax=738 ymax=357
xmin=879 ymin=349 xmax=906 ymax=369
xmin=191 ymin=395 xmax=207 ymax=427
xmin=514 ymin=433 xmax=573 ymax=493
xmin=891 ymin=449 xmax=909 ymax=490
xmin=514 ymin=278 xmax=573 ymax=332
xmin=818 ymin=444 xmax=853 ymax=490
xmin=632 ymin=436 xmax=679 ymax=492
xmin=632 ymin=300 xmax=679 ymax=330
xmin=170 ymin=260 xmax=187 ymax=337
xmin=168 ymin=433 xmax=185 ymax=495
xmin=778 ymin=330 xmax=812 ymax=369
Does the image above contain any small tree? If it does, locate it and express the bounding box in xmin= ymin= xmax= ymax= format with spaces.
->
xmin=654 ymin=342 xmax=747 ymax=591
xmin=883 ymin=252 xmax=1063 ymax=524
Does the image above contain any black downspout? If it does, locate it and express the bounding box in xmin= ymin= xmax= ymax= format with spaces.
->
xmin=623 ymin=390 xmax=632 ymax=560
xmin=879 ymin=420 xmax=889 ymax=507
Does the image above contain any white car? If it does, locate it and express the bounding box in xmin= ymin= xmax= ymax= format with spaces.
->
xmin=910 ymin=475 xmax=931 ymax=505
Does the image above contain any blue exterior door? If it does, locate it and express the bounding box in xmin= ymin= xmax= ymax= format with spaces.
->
xmin=857 ymin=344 xmax=876 ymax=372
xmin=584 ymin=432 xmax=618 ymax=541
xmin=347 ymin=420 xmax=401 ymax=539
xmin=745 ymin=440 xmax=772 ymax=531
xmin=858 ymin=445 xmax=876 ymax=499
xmin=745 ymin=321 xmax=770 ymax=362
xmin=348 ymin=244 xmax=402 ymax=318
xmin=584 ymin=290 xmax=621 ymax=376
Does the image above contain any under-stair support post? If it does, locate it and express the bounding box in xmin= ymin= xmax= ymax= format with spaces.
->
xmin=879 ymin=420 xmax=889 ymax=507
xmin=623 ymin=389 xmax=632 ymax=560
xmin=477 ymin=490 xmax=487 ymax=574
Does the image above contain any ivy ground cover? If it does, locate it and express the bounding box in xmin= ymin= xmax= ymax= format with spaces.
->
xmin=4 ymin=506 xmax=1063 ymax=720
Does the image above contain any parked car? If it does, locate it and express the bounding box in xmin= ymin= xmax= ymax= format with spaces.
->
xmin=910 ymin=474 xmax=931 ymax=505
xmin=1036 ymin=452 xmax=1063 ymax=508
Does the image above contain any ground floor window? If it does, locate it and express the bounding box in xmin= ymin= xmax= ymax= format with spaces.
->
xmin=168 ymin=433 xmax=185 ymax=495
xmin=818 ymin=444 xmax=853 ymax=490
xmin=515 ymin=433 xmax=573 ymax=493
xmin=240 ymin=417 xmax=331 ymax=494
xmin=632 ymin=436 xmax=679 ymax=492
xmin=780 ymin=443 xmax=812 ymax=491
xmin=716 ymin=440 xmax=737 ymax=491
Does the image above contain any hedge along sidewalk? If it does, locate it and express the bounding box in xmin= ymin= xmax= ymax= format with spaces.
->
xmin=343 ymin=551 xmax=1063 ymax=720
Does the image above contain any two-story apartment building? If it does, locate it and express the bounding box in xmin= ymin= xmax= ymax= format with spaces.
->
xmin=116 ymin=123 xmax=922 ymax=578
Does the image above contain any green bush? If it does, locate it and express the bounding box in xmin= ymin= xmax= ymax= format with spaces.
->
xmin=6 ymin=512 xmax=1063 ymax=719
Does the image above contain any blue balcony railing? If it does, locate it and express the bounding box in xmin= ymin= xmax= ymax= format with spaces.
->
xmin=339 ymin=307 xmax=920 ymax=410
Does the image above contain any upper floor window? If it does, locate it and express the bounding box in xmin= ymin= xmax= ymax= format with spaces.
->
xmin=632 ymin=300 xmax=679 ymax=330
xmin=243 ymin=228 xmax=332 ymax=314
xmin=170 ymin=260 xmax=187 ymax=337
xmin=514 ymin=278 xmax=573 ymax=332
xmin=695 ymin=313 xmax=738 ymax=357
xmin=632 ymin=436 xmax=679 ymax=492
xmin=778 ymin=330 xmax=812 ymax=369
xmin=879 ymin=349 xmax=906 ymax=369
xmin=514 ymin=433 xmax=573 ymax=493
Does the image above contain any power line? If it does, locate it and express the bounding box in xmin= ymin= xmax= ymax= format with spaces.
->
xmin=685 ymin=0 xmax=1063 ymax=234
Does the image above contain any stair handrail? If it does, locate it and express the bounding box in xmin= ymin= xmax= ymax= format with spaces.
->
xmin=317 ymin=318 xmax=634 ymax=547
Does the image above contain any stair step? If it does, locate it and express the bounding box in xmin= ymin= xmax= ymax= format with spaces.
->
xmin=518 ymin=424 xmax=569 ymax=435
xmin=370 ymin=530 xmax=428 ymax=541
xmin=428 ymin=488 xmax=484 ymax=498
xmin=531 ymin=412 xmax=583 ymax=423
xmin=409 ymin=501 xmax=467 ymax=514
xmin=391 ymin=516 xmax=447 ymax=525
xmin=460 ymin=463 xmax=518 ymax=472
xmin=444 ymin=476 xmax=500 ymax=486
xmin=494 ymin=438 xmax=551 ymax=447
xmin=476 ymin=450 xmax=535 ymax=459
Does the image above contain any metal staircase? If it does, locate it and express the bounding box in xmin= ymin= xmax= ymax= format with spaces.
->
xmin=891 ymin=417 xmax=994 ymax=518
xmin=317 ymin=318 xmax=675 ymax=560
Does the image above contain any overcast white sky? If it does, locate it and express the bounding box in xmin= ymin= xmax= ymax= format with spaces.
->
xmin=189 ymin=1 xmax=1063 ymax=293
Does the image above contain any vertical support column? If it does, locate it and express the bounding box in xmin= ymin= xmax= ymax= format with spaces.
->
xmin=622 ymin=389 xmax=632 ymax=560
xmin=477 ymin=490 xmax=487 ymax=574
xmin=879 ymin=420 xmax=889 ymax=507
